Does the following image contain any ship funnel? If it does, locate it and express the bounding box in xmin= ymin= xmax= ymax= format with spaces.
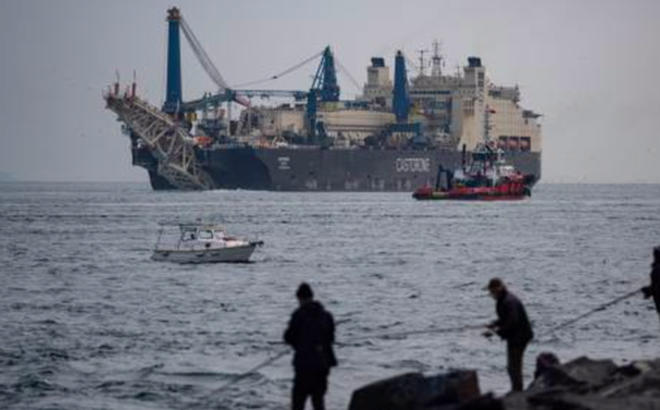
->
xmin=392 ymin=51 xmax=410 ymax=123
xmin=371 ymin=57 xmax=385 ymax=68
xmin=467 ymin=57 xmax=482 ymax=68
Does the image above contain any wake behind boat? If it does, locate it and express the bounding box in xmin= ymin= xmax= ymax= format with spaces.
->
xmin=151 ymin=223 xmax=263 ymax=263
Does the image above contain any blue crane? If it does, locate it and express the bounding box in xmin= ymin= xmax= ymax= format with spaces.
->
xmin=392 ymin=50 xmax=410 ymax=123
xmin=162 ymin=7 xmax=340 ymax=143
xmin=163 ymin=7 xmax=183 ymax=115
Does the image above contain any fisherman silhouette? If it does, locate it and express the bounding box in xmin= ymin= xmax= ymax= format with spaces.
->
xmin=642 ymin=246 xmax=660 ymax=328
xmin=483 ymin=278 xmax=534 ymax=392
xmin=284 ymin=283 xmax=336 ymax=410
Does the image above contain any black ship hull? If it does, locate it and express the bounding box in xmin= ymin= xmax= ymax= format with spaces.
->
xmin=139 ymin=146 xmax=541 ymax=191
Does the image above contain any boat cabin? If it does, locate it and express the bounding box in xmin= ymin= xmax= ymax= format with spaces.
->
xmin=179 ymin=225 xmax=226 ymax=243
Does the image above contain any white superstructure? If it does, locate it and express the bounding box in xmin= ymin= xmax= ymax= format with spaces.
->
xmin=225 ymin=43 xmax=542 ymax=153
xmin=360 ymin=45 xmax=543 ymax=153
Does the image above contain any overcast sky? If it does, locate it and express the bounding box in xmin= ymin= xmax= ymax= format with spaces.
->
xmin=0 ymin=0 xmax=658 ymax=183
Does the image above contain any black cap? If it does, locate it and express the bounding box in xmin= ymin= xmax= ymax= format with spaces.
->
xmin=484 ymin=277 xmax=504 ymax=291
xmin=296 ymin=282 xmax=314 ymax=300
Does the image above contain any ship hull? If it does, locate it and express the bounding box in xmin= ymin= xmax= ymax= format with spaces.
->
xmin=167 ymin=146 xmax=542 ymax=192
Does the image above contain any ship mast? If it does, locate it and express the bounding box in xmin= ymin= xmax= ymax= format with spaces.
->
xmin=431 ymin=40 xmax=443 ymax=77
xmin=416 ymin=48 xmax=429 ymax=76
xmin=484 ymin=105 xmax=492 ymax=143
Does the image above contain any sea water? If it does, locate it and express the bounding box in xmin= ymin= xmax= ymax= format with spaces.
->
xmin=1 ymin=182 xmax=659 ymax=409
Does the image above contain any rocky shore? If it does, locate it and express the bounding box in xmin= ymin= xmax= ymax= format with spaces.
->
xmin=348 ymin=356 xmax=660 ymax=410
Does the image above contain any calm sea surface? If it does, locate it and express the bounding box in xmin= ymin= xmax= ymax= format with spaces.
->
xmin=1 ymin=182 xmax=659 ymax=409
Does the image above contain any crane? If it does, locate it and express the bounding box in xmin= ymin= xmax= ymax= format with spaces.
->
xmin=162 ymin=7 xmax=341 ymax=142
xmin=163 ymin=7 xmax=243 ymax=114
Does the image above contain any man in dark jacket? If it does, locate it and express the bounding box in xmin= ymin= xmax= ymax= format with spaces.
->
xmin=642 ymin=246 xmax=660 ymax=325
xmin=284 ymin=283 xmax=336 ymax=410
xmin=485 ymin=278 xmax=534 ymax=392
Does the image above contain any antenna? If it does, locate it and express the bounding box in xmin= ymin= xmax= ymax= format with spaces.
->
xmin=131 ymin=70 xmax=137 ymax=98
xmin=431 ymin=40 xmax=443 ymax=77
xmin=416 ymin=48 xmax=429 ymax=76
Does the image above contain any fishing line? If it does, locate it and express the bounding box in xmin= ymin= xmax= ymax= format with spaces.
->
xmin=207 ymin=287 xmax=644 ymax=398
xmin=209 ymin=348 xmax=290 ymax=396
xmin=209 ymin=322 xmax=485 ymax=396
xmin=341 ymin=323 xmax=486 ymax=345
xmin=210 ymin=317 xmax=352 ymax=395
xmin=534 ymin=287 xmax=642 ymax=342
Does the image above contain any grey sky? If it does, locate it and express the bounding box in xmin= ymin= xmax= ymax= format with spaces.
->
xmin=0 ymin=0 xmax=658 ymax=183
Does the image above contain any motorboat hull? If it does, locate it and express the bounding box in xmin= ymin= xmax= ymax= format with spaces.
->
xmin=151 ymin=243 xmax=259 ymax=263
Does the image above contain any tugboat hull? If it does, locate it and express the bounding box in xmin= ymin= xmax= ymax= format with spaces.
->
xmin=412 ymin=189 xmax=528 ymax=201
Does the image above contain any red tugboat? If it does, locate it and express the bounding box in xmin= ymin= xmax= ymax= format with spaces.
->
xmin=413 ymin=144 xmax=533 ymax=201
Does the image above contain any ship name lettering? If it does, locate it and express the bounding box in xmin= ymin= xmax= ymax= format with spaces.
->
xmin=278 ymin=156 xmax=290 ymax=170
xmin=396 ymin=158 xmax=430 ymax=173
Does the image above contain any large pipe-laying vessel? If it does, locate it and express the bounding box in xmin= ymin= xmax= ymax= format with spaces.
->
xmin=105 ymin=7 xmax=542 ymax=191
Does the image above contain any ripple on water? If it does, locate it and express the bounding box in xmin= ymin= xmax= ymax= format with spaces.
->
xmin=0 ymin=183 xmax=659 ymax=409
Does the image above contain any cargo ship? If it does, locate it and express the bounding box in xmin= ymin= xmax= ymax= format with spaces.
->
xmin=105 ymin=8 xmax=542 ymax=191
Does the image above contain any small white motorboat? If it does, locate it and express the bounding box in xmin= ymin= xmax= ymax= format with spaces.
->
xmin=151 ymin=223 xmax=263 ymax=263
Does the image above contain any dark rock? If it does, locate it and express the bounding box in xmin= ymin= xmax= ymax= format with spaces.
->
xmin=454 ymin=393 xmax=505 ymax=410
xmin=517 ymin=357 xmax=660 ymax=410
xmin=598 ymin=360 xmax=660 ymax=399
xmin=351 ymin=357 xmax=660 ymax=410
xmin=527 ymin=356 xmax=617 ymax=393
xmin=348 ymin=370 xmax=481 ymax=410
xmin=526 ymin=391 xmax=660 ymax=410
xmin=425 ymin=394 xmax=505 ymax=410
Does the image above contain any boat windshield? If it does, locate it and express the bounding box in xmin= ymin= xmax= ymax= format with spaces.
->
xmin=198 ymin=230 xmax=214 ymax=240
xmin=181 ymin=230 xmax=197 ymax=241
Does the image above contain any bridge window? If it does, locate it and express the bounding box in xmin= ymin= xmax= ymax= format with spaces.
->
xmin=498 ymin=136 xmax=508 ymax=150
xmin=520 ymin=137 xmax=531 ymax=152
xmin=507 ymin=137 xmax=520 ymax=151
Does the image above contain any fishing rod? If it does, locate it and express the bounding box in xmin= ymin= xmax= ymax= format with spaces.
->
xmin=209 ymin=318 xmax=351 ymax=395
xmin=209 ymin=287 xmax=644 ymax=397
xmin=210 ymin=347 xmax=290 ymax=395
xmin=536 ymin=287 xmax=642 ymax=340
xmin=481 ymin=286 xmax=643 ymax=344
xmin=209 ymin=321 xmax=486 ymax=395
